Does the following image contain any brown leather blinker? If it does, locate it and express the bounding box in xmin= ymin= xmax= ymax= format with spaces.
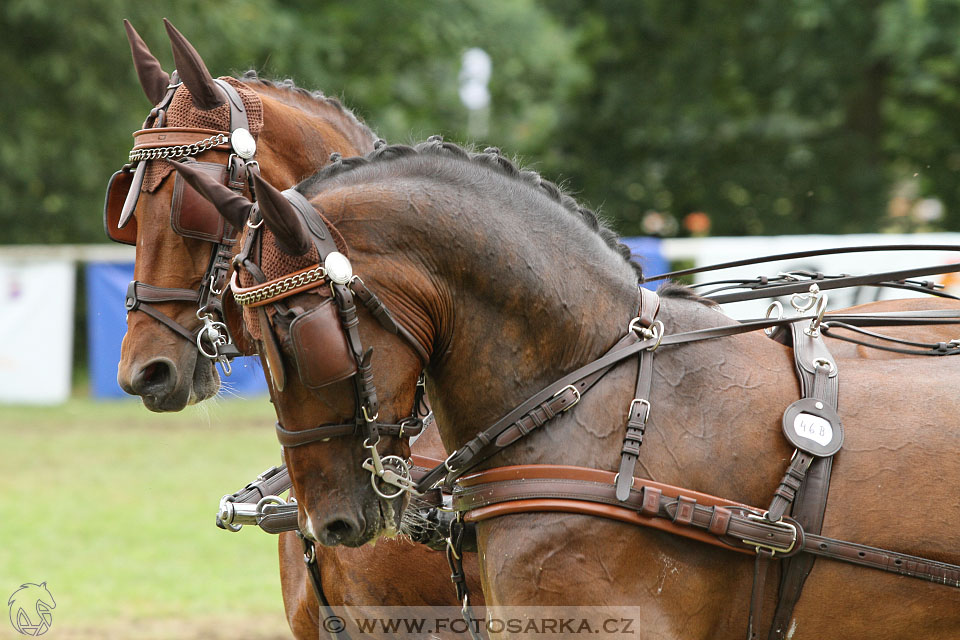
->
xmin=170 ymin=161 xmax=234 ymax=243
xmin=289 ymin=298 xmax=358 ymax=389
xmin=104 ymin=168 xmax=138 ymax=245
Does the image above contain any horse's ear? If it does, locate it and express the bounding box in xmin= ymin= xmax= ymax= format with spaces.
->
xmin=163 ymin=18 xmax=224 ymax=110
xmin=252 ymin=174 xmax=312 ymax=256
xmin=123 ymin=20 xmax=170 ymax=105
xmin=170 ymin=161 xmax=252 ymax=230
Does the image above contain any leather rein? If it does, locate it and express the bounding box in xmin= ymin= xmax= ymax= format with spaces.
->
xmin=111 ymin=74 xmax=261 ymax=374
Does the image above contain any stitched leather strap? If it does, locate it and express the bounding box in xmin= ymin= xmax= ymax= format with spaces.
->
xmin=454 ymin=464 xmax=960 ymax=589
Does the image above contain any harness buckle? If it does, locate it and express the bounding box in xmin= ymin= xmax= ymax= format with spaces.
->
xmin=628 ymin=398 xmax=651 ymax=424
xmin=743 ymin=512 xmax=797 ymax=556
xmin=553 ymin=384 xmax=581 ymax=413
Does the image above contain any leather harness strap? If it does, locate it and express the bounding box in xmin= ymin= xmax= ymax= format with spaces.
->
xmin=453 ymin=464 xmax=960 ymax=588
xmin=275 ymin=418 xmax=425 ymax=447
xmin=764 ymin=324 xmax=840 ymax=639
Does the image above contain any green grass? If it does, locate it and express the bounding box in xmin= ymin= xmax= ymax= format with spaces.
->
xmin=0 ymin=396 xmax=294 ymax=638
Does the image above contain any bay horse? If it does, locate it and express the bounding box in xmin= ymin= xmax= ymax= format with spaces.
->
xmin=109 ymin=22 xmax=480 ymax=639
xmin=174 ymin=139 xmax=960 ymax=639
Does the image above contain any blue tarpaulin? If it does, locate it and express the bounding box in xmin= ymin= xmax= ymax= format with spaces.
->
xmin=621 ymin=237 xmax=668 ymax=290
xmin=85 ymin=262 xmax=268 ymax=399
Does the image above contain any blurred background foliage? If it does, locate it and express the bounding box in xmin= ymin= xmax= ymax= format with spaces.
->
xmin=2 ymin=0 xmax=960 ymax=243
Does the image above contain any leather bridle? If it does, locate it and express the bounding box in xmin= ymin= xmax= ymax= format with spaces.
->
xmin=229 ymin=184 xmax=434 ymax=499
xmin=105 ymin=73 xmax=261 ymax=373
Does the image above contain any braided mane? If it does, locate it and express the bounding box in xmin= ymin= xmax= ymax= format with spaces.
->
xmin=237 ymin=70 xmax=378 ymax=147
xmin=300 ymin=136 xmax=644 ymax=281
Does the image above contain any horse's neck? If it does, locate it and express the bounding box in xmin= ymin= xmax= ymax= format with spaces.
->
xmin=256 ymin=91 xmax=374 ymax=183
xmin=408 ymin=190 xmax=640 ymax=450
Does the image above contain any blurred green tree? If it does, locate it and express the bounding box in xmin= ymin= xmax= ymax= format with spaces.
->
xmin=547 ymin=0 xmax=960 ymax=236
xmin=0 ymin=0 xmax=583 ymax=243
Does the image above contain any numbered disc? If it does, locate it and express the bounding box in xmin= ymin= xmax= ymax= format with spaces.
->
xmin=782 ymin=397 xmax=844 ymax=457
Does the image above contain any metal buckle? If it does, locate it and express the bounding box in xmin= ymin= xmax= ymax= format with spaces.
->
xmin=553 ymin=384 xmax=581 ymax=412
xmin=744 ymin=513 xmax=797 ymax=555
xmin=443 ymin=450 xmax=459 ymax=473
xmin=628 ymin=398 xmax=651 ymax=423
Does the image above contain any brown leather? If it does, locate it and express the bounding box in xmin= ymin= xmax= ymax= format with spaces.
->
xmin=275 ymin=418 xmax=424 ymax=447
xmin=767 ymin=324 xmax=841 ymax=640
xmin=131 ymin=127 xmax=231 ymax=149
xmin=289 ymin=298 xmax=359 ymax=389
xmin=637 ymin=286 xmax=661 ymax=328
xmin=104 ymin=168 xmax=139 ymax=245
xmin=258 ymin=306 xmax=286 ymax=392
xmin=456 ymin=463 xmax=960 ymax=591
xmin=170 ymin=161 xmax=230 ymax=243
xmin=229 ymin=267 xmax=329 ymax=308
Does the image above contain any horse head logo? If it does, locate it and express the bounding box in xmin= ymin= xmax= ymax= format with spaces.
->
xmin=7 ymin=583 xmax=55 ymax=636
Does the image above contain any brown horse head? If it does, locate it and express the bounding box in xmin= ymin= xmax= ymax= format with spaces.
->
xmin=172 ymin=162 xmax=426 ymax=545
xmin=171 ymin=138 xmax=640 ymax=544
xmin=111 ymin=20 xmax=376 ymax=411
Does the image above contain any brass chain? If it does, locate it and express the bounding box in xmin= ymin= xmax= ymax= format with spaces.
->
xmin=128 ymin=133 xmax=229 ymax=163
xmin=232 ymin=265 xmax=328 ymax=306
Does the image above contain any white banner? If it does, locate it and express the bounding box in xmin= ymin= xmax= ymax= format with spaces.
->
xmin=0 ymin=259 xmax=75 ymax=404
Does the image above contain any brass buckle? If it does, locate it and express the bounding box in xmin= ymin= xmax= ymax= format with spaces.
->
xmin=743 ymin=513 xmax=797 ymax=556
xmin=553 ymin=384 xmax=581 ymax=413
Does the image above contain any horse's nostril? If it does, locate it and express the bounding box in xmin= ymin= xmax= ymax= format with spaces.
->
xmin=320 ymin=518 xmax=359 ymax=546
xmin=131 ymin=359 xmax=176 ymax=397
xmin=142 ymin=362 xmax=163 ymax=383
xmin=327 ymin=520 xmax=353 ymax=538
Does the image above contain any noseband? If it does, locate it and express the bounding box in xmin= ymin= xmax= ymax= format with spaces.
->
xmin=231 ymin=186 xmax=432 ymax=499
xmin=105 ymin=74 xmax=261 ymax=373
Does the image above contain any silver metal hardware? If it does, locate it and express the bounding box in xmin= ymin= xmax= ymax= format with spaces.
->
xmin=217 ymin=495 xmax=243 ymax=532
xmin=362 ymin=437 xmax=421 ymax=498
xmin=812 ymin=357 xmax=836 ymax=375
xmin=628 ymin=398 xmax=651 ymax=423
xmin=209 ymin=273 xmax=224 ymax=296
xmin=806 ymin=292 xmax=829 ymax=337
xmin=645 ymin=320 xmax=664 ymax=350
xmin=791 ymin=283 xmax=820 ymax=313
xmin=764 ymin=301 xmax=783 ymax=337
xmin=553 ymin=384 xmax=581 ymax=412
xmin=443 ymin=450 xmax=459 ymax=473
xmin=324 ymin=252 xmax=353 ymax=285
xmin=196 ymin=315 xmax=231 ymax=360
xmin=362 ymin=405 xmax=379 ymax=423
xmin=230 ymin=127 xmax=257 ymax=159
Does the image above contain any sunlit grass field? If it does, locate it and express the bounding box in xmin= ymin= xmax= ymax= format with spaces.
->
xmin=0 ymin=395 xmax=294 ymax=639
